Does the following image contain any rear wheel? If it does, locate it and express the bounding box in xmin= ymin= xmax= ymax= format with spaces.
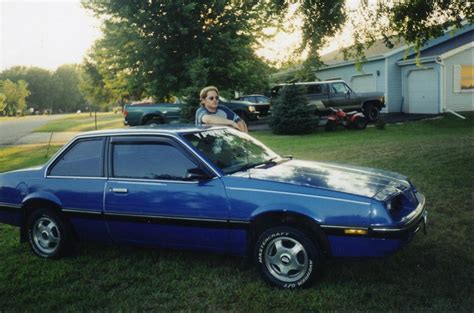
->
xmin=353 ymin=116 xmax=367 ymax=130
xmin=26 ymin=208 xmax=74 ymax=259
xmin=325 ymin=120 xmax=338 ymax=131
xmin=144 ymin=116 xmax=164 ymax=125
xmin=255 ymin=226 xmax=321 ymax=288
xmin=363 ymin=103 xmax=380 ymax=123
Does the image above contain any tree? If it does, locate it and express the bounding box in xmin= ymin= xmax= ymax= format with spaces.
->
xmin=82 ymin=0 xmax=281 ymax=100
xmin=82 ymin=0 xmax=471 ymax=97
xmin=0 ymin=66 xmax=55 ymax=112
xmin=0 ymin=93 xmax=6 ymax=114
xmin=0 ymin=79 xmax=30 ymax=115
xmin=16 ymin=80 xmax=31 ymax=114
xmin=79 ymin=59 xmax=118 ymax=110
xmin=1 ymin=79 xmax=18 ymax=116
xmin=52 ymin=64 xmax=86 ymax=113
xmin=179 ymin=57 xmax=210 ymax=123
xmin=269 ymin=84 xmax=318 ymax=134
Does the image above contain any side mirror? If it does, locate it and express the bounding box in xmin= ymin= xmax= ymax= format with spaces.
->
xmin=186 ymin=168 xmax=211 ymax=181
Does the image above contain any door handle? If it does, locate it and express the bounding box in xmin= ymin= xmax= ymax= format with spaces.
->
xmin=110 ymin=188 xmax=128 ymax=193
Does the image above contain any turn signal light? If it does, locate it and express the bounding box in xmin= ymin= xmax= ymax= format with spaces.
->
xmin=344 ymin=229 xmax=368 ymax=235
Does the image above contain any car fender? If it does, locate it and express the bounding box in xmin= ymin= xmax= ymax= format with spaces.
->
xmin=22 ymin=191 xmax=62 ymax=210
xmin=250 ymin=202 xmax=322 ymax=223
xmin=249 ymin=204 xmax=331 ymax=256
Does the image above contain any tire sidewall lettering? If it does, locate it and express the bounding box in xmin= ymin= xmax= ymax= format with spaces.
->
xmin=258 ymin=232 xmax=289 ymax=264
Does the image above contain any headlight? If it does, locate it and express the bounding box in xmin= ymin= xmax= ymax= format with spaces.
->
xmin=248 ymin=105 xmax=255 ymax=113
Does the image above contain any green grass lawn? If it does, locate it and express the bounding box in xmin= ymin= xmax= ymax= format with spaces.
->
xmin=34 ymin=112 xmax=125 ymax=132
xmin=0 ymin=114 xmax=473 ymax=311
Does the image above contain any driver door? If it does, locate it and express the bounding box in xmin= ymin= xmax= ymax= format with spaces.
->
xmin=104 ymin=136 xmax=230 ymax=251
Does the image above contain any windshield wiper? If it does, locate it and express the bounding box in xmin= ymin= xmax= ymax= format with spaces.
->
xmin=254 ymin=157 xmax=279 ymax=169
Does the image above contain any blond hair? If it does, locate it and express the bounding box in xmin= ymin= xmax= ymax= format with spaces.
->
xmin=200 ymin=86 xmax=219 ymax=105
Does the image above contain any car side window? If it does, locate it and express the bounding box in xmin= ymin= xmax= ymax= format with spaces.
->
xmin=307 ymin=85 xmax=322 ymax=95
xmin=112 ymin=142 xmax=196 ymax=180
xmin=331 ymin=83 xmax=349 ymax=94
xmin=49 ymin=138 xmax=104 ymax=177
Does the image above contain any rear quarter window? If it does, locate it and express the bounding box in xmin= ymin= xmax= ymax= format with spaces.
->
xmin=48 ymin=138 xmax=104 ymax=177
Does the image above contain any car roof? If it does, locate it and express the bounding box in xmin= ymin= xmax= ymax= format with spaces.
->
xmin=273 ymin=80 xmax=344 ymax=87
xmin=73 ymin=124 xmax=227 ymax=139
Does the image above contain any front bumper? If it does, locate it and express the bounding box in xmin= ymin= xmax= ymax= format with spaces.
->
xmin=324 ymin=193 xmax=427 ymax=258
xmin=371 ymin=192 xmax=427 ymax=239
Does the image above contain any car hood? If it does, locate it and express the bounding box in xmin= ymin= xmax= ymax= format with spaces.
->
xmin=246 ymin=160 xmax=409 ymax=199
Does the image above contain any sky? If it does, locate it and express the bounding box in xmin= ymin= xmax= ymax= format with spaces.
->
xmin=0 ymin=0 xmax=101 ymax=71
xmin=0 ymin=0 xmax=361 ymax=71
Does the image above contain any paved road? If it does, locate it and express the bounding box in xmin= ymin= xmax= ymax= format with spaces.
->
xmin=0 ymin=115 xmax=66 ymax=146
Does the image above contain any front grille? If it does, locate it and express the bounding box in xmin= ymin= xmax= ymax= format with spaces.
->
xmin=256 ymin=104 xmax=270 ymax=116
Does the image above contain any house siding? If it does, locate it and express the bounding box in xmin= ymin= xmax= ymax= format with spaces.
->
xmin=443 ymin=47 xmax=474 ymax=112
xmin=385 ymin=51 xmax=406 ymax=113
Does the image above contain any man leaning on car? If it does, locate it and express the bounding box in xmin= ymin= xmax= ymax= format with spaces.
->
xmin=195 ymin=86 xmax=248 ymax=133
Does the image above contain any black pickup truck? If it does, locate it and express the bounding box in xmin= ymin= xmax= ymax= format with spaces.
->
xmin=123 ymin=97 xmax=270 ymax=126
xmin=271 ymin=80 xmax=385 ymax=122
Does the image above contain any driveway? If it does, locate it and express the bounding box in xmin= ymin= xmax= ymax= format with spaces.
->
xmin=0 ymin=115 xmax=66 ymax=146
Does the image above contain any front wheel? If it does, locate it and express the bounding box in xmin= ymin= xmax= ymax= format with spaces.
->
xmin=236 ymin=111 xmax=250 ymax=125
xmin=26 ymin=208 xmax=74 ymax=259
xmin=353 ymin=116 xmax=367 ymax=130
xmin=255 ymin=227 xmax=321 ymax=288
xmin=363 ymin=104 xmax=380 ymax=123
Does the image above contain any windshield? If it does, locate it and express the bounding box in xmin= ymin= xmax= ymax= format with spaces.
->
xmin=183 ymin=128 xmax=281 ymax=174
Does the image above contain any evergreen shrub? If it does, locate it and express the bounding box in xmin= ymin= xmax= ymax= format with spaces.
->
xmin=269 ymin=84 xmax=318 ymax=134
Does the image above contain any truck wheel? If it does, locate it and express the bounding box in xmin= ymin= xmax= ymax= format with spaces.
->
xmin=364 ymin=104 xmax=380 ymax=123
xmin=255 ymin=226 xmax=321 ymax=288
xmin=145 ymin=116 xmax=164 ymax=125
xmin=237 ymin=112 xmax=250 ymax=125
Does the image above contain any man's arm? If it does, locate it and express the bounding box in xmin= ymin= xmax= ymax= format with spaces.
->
xmin=201 ymin=114 xmax=240 ymax=129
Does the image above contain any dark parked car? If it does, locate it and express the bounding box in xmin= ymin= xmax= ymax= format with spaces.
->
xmin=236 ymin=94 xmax=271 ymax=117
xmin=271 ymin=80 xmax=385 ymax=122
xmin=0 ymin=126 xmax=427 ymax=288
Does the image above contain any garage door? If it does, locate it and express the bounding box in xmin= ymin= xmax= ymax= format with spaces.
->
xmin=407 ymin=69 xmax=439 ymax=114
xmin=351 ymin=74 xmax=376 ymax=92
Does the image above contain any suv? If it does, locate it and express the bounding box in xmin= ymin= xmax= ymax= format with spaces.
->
xmin=271 ymin=80 xmax=385 ymax=122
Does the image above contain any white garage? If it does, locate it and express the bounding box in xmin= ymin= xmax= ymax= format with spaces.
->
xmin=350 ymin=74 xmax=376 ymax=93
xmin=407 ymin=69 xmax=439 ymax=114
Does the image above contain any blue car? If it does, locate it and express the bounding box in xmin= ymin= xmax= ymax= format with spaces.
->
xmin=0 ymin=126 xmax=427 ymax=288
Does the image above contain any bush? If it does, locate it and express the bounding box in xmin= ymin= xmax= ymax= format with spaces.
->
xmin=269 ymin=84 xmax=318 ymax=134
xmin=376 ymin=117 xmax=387 ymax=130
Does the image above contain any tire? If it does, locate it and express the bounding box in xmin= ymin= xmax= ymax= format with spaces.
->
xmin=26 ymin=208 xmax=74 ymax=259
xmin=353 ymin=116 xmax=367 ymax=130
xmin=255 ymin=226 xmax=321 ymax=289
xmin=325 ymin=120 xmax=338 ymax=131
xmin=237 ymin=112 xmax=250 ymax=125
xmin=144 ymin=116 xmax=164 ymax=125
xmin=363 ymin=104 xmax=380 ymax=123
